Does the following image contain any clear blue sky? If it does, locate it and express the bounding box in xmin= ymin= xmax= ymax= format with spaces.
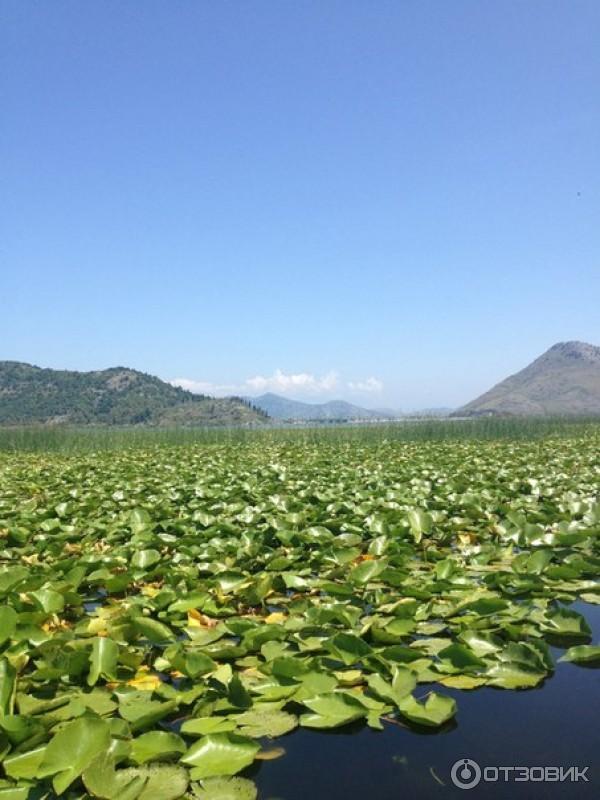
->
xmin=2 ymin=1 xmax=599 ymax=408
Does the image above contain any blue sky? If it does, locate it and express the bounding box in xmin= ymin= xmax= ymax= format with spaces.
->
xmin=2 ymin=2 xmax=599 ymax=409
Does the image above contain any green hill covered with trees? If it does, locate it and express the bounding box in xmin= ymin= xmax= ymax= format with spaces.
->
xmin=0 ymin=362 xmax=268 ymax=426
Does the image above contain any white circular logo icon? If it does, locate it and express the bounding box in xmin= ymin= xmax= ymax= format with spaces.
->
xmin=451 ymin=758 xmax=482 ymax=789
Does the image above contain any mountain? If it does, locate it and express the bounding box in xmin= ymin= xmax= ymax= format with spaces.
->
xmin=0 ymin=361 xmax=268 ymax=426
xmin=455 ymin=341 xmax=600 ymax=417
xmin=248 ymin=393 xmax=397 ymax=421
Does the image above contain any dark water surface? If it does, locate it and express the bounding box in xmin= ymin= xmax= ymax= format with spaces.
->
xmin=251 ymin=602 xmax=600 ymax=800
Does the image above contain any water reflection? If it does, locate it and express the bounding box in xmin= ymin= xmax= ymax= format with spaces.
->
xmin=254 ymin=603 xmax=600 ymax=799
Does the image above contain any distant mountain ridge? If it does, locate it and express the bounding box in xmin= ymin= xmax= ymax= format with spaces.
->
xmin=248 ymin=392 xmax=398 ymax=421
xmin=455 ymin=341 xmax=600 ymax=416
xmin=0 ymin=361 xmax=267 ymax=426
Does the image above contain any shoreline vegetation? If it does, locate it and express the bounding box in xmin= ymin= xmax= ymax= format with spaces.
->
xmin=1 ymin=416 xmax=599 ymax=453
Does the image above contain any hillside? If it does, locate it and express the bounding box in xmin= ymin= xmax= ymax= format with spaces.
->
xmin=455 ymin=341 xmax=600 ymax=416
xmin=0 ymin=362 xmax=268 ymax=426
xmin=249 ymin=392 xmax=397 ymax=421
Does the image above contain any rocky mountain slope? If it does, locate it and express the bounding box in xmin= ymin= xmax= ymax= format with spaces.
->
xmin=455 ymin=341 xmax=600 ymax=416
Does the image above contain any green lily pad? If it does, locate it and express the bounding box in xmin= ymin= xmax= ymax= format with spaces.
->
xmin=397 ymin=692 xmax=456 ymax=727
xmin=181 ymin=717 xmax=238 ymax=736
xmin=325 ymin=633 xmax=372 ymax=666
xmin=366 ymin=667 xmax=416 ymax=706
xmin=235 ymin=707 xmax=298 ymax=738
xmin=559 ymin=645 xmax=600 ymax=664
xmin=88 ymin=637 xmax=119 ymax=686
xmin=181 ymin=734 xmax=260 ymax=780
xmin=542 ymin=607 xmax=592 ymax=639
xmin=130 ymin=731 xmax=187 ymax=764
xmin=132 ymin=550 xmax=162 ymax=569
xmin=486 ymin=663 xmax=545 ymax=689
xmin=83 ymin=751 xmax=189 ymax=800
xmin=133 ymin=617 xmax=175 ymax=643
xmin=0 ymin=607 xmax=17 ymax=646
xmin=3 ymin=746 xmax=47 ymax=780
xmin=0 ymin=659 xmax=16 ymax=717
xmin=300 ymin=692 xmax=368 ymax=729
xmin=191 ymin=777 xmax=258 ymax=800
xmin=37 ymin=716 xmax=111 ymax=793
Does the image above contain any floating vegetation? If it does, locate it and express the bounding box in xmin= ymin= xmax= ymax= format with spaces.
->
xmin=0 ymin=432 xmax=599 ymax=798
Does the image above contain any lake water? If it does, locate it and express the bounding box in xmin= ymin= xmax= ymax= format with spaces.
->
xmin=251 ymin=602 xmax=600 ymax=800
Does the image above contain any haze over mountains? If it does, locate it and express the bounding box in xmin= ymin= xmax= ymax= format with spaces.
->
xmin=0 ymin=362 xmax=266 ymax=426
xmin=247 ymin=393 xmax=398 ymax=421
xmin=247 ymin=394 xmax=453 ymax=421
xmin=456 ymin=341 xmax=600 ymax=416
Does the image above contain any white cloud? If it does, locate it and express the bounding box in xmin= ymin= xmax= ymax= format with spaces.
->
xmin=170 ymin=370 xmax=383 ymax=398
xmin=245 ymin=369 xmax=339 ymax=394
xmin=347 ymin=376 xmax=384 ymax=393
xmin=170 ymin=378 xmax=238 ymax=396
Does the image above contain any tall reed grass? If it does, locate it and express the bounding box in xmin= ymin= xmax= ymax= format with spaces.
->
xmin=0 ymin=417 xmax=598 ymax=453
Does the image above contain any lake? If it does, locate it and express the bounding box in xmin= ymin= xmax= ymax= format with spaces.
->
xmin=252 ymin=602 xmax=600 ymax=800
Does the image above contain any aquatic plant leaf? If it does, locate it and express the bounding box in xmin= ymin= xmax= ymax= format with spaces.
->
xmin=397 ymin=692 xmax=456 ymax=727
xmin=130 ymin=731 xmax=187 ymax=764
xmin=559 ymin=645 xmax=600 ymax=664
xmin=191 ymin=776 xmax=257 ymax=800
xmin=88 ymin=637 xmax=119 ymax=686
xmin=235 ymin=708 xmax=297 ymax=738
xmin=37 ymin=716 xmax=111 ymax=793
xmin=181 ymin=734 xmax=260 ymax=779
xmin=83 ymin=751 xmax=188 ymax=800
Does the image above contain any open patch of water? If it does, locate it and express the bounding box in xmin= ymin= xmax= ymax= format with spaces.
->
xmin=251 ymin=602 xmax=600 ymax=800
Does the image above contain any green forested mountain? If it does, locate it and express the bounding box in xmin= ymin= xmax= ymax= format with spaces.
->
xmin=0 ymin=361 xmax=268 ymax=426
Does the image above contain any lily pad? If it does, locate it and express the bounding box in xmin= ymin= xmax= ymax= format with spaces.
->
xmin=130 ymin=731 xmax=187 ymax=764
xmin=235 ymin=707 xmax=298 ymax=738
xmin=37 ymin=716 xmax=111 ymax=793
xmin=559 ymin=645 xmax=600 ymax=664
xmin=181 ymin=734 xmax=260 ymax=780
xmin=300 ymin=692 xmax=368 ymax=729
xmin=192 ymin=777 xmax=257 ymax=800
xmin=397 ymin=692 xmax=456 ymax=727
xmin=83 ymin=752 xmax=189 ymax=800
